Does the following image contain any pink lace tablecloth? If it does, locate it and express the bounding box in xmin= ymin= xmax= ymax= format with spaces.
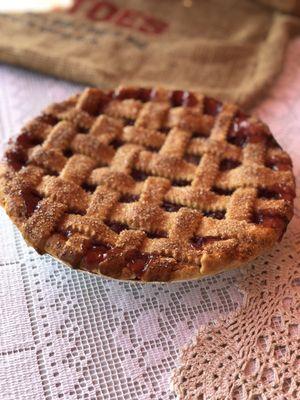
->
xmin=0 ymin=39 xmax=299 ymax=400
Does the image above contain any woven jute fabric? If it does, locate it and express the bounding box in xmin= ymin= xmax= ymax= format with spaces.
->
xmin=257 ymin=0 xmax=300 ymax=16
xmin=0 ymin=0 xmax=300 ymax=109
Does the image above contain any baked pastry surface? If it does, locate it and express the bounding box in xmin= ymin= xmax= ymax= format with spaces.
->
xmin=0 ymin=87 xmax=295 ymax=282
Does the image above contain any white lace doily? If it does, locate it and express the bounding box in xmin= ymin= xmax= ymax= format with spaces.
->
xmin=0 ymin=38 xmax=300 ymax=400
xmin=0 ymin=65 xmax=244 ymax=400
xmin=172 ymin=38 xmax=300 ymax=399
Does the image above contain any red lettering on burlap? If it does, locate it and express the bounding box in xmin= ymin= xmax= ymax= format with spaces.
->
xmin=87 ymin=1 xmax=118 ymax=22
xmin=68 ymin=0 xmax=168 ymax=35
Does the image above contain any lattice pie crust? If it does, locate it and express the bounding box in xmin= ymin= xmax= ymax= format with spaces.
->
xmin=0 ymin=87 xmax=295 ymax=282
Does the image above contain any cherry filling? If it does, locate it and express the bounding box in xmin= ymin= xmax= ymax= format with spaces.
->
xmin=219 ymin=159 xmax=241 ymax=171
xmin=82 ymin=243 xmax=110 ymax=270
xmin=212 ymin=186 xmax=235 ymax=196
xmin=62 ymin=230 xmax=73 ymax=239
xmin=125 ymin=251 xmax=157 ymax=278
xmin=277 ymin=189 xmax=295 ymax=202
xmin=23 ymin=191 xmax=42 ymax=217
xmin=162 ymin=201 xmax=182 ymax=212
xmin=119 ymin=194 xmax=139 ymax=203
xmin=227 ymin=132 xmax=247 ymax=148
xmin=203 ymin=210 xmax=225 ymax=219
xmin=63 ymin=148 xmax=73 ymax=158
xmin=69 ymin=209 xmax=86 ymax=216
xmin=184 ymin=154 xmax=201 ymax=165
xmin=114 ymin=87 xmax=135 ymax=100
xmin=192 ymin=131 xmax=209 ymax=139
xmin=170 ymin=90 xmax=198 ymax=107
xmin=5 ymin=146 xmax=27 ymax=171
xmin=227 ymin=115 xmax=266 ymax=147
xmin=80 ymin=126 xmax=90 ymax=134
xmin=16 ymin=132 xmax=41 ymax=147
xmin=183 ymin=92 xmax=198 ymax=107
xmin=81 ymin=183 xmax=97 ymax=193
xmin=145 ymin=145 xmax=159 ymax=153
xmin=114 ymin=87 xmax=151 ymax=102
xmin=227 ymin=116 xmax=249 ymax=147
xmin=105 ymin=221 xmax=129 ymax=233
xmin=258 ymin=187 xmax=294 ymax=202
xmin=170 ymin=90 xmax=185 ymax=107
xmin=110 ymin=139 xmax=124 ymax=149
xmin=160 ymin=127 xmax=171 ymax=134
xmin=146 ymin=231 xmax=168 ymax=239
xmin=236 ymin=110 xmax=249 ymax=119
xmin=252 ymin=213 xmax=287 ymax=237
xmin=258 ymin=188 xmax=280 ymax=200
xmin=124 ymin=118 xmax=135 ymax=126
xmin=172 ymin=179 xmax=190 ymax=187
xmin=82 ymin=244 xmax=160 ymax=278
xmin=265 ymin=159 xmax=291 ymax=171
xmin=137 ymin=88 xmax=152 ymax=102
xmin=131 ymin=169 xmax=149 ymax=181
xmin=190 ymin=236 xmax=220 ymax=249
xmin=203 ymin=97 xmax=222 ymax=116
xmin=6 ymin=132 xmax=43 ymax=171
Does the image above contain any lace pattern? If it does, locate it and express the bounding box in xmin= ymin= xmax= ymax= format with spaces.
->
xmin=172 ymin=37 xmax=300 ymax=400
xmin=1 ymin=37 xmax=300 ymax=400
xmin=0 ymin=64 xmax=243 ymax=399
xmin=172 ymin=217 xmax=300 ymax=399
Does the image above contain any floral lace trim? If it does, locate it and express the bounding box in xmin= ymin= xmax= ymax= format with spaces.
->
xmin=172 ymin=213 xmax=300 ymax=399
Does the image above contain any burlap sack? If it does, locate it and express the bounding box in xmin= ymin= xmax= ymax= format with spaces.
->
xmin=0 ymin=0 xmax=299 ymax=108
xmin=257 ymin=0 xmax=300 ymax=16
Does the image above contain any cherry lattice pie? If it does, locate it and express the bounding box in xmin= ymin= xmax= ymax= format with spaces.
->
xmin=0 ymin=87 xmax=295 ymax=282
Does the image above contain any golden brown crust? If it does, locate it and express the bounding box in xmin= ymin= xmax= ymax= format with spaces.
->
xmin=0 ymin=86 xmax=295 ymax=282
